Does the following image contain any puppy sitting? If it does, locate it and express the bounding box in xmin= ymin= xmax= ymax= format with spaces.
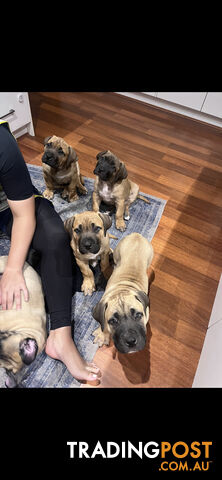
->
xmin=42 ymin=135 xmax=87 ymax=202
xmin=64 ymin=211 xmax=113 ymax=296
xmin=92 ymin=150 xmax=150 ymax=231
xmin=92 ymin=233 xmax=154 ymax=353
xmin=0 ymin=256 xmax=47 ymax=388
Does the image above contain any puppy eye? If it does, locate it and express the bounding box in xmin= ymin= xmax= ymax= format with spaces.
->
xmin=108 ymin=317 xmax=119 ymax=326
xmin=74 ymin=228 xmax=81 ymax=234
xmin=94 ymin=226 xmax=102 ymax=233
xmin=46 ymin=142 xmax=52 ymax=148
xmin=135 ymin=312 xmax=143 ymax=321
xmin=58 ymin=147 xmax=64 ymax=155
xmin=130 ymin=308 xmax=143 ymax=321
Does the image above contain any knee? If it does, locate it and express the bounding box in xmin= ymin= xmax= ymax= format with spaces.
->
xmin=47 ymin=227 xmax=70 ymax=252
xmin=34 ymin=222 xmax=70 ymax=254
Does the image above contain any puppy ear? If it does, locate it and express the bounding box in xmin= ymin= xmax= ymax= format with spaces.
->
xmin=135 ymin=291 xmax=150 ymax=313
xmin=43 ymin=136 xmax=52 ymax=146
xmin=67 ymin=147 xmax=78 ymax=167
xmin=115 ymin=162 xmax=128 ymax=182
xmin=98 ymin=212 xmax=112 ymax=235
xmin=64 ymin=216 xmax=75 ymax=238
xmin=96 ymin=150 xmax=108 ymax=160
xmin=92 ymin=301 xmax=108 ymax=331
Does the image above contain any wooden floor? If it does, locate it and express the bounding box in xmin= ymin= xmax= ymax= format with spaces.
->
xmin=18 ymin=92 xmax=222 ymax=388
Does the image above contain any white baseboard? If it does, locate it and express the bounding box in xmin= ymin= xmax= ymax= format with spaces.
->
xmin=192 ymin=275 xmax=222 ymax=388
xmin=116 ymin=92 xmax=222 ymax=129
xmin=13 ymin=123 xmax=35 ymax=139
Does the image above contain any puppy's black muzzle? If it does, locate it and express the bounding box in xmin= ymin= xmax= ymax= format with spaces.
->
xmin=93 ymin=162 xmax=115 ymax=181
xmin=42 ymin=150 xmax=59 ymax=169
xmin=113 ymin=324 xmax=146 ymax=354
xmin=79 ymin=234 xmax=100 ymax=255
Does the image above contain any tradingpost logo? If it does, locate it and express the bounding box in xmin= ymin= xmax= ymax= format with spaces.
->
xmin=67 ymin=440 xmax=214 ymax=471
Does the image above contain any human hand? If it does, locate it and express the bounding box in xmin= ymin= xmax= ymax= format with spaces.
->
xmin=0 ymin=268 xmax=29 ymax=310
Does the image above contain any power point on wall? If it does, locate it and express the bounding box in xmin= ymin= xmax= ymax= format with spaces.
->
xmin=17 ymin=94 xmax=24 ymax=103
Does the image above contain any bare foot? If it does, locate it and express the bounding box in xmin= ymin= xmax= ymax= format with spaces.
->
xmin=45 ymin=326 xmax=101 ymax=383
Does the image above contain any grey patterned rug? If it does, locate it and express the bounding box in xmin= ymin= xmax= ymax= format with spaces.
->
xmin=0 ymin=164 xmax=166 ymax=388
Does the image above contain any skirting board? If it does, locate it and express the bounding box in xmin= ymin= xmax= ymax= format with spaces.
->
xmin=116 ymin=92 xmax=222 ymax=129
xmin=13 ymin=123 xmax=35 ymax=139
xmin=192 ymin=274 xmax=222 ymax=388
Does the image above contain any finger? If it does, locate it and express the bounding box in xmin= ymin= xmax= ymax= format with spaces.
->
xmin=15 ymin=290 xmax=22 ymax=310
xmin=21 ymin=285 xmax=29 ymax=302
xmin=1 ymin=291 xmax=7 ymax=310
xmin=7 ymin=290 xmax=14 ymax=310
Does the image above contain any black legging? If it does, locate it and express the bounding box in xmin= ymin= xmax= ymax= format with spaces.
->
xmin=5 ymin=197 xmax=83 ymax=330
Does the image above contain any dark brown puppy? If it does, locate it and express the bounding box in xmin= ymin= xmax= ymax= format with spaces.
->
xmin=42 ymin=135 xmax=87 ymax=202
xmin=92 ymin=150 xmax=150 ymax=231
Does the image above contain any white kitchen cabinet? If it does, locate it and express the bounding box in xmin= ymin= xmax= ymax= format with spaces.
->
xmin=116 ymin=93 xmax=222 ymax=128
xmin=0 ymin=92 xmax=34 ymax=138
xmin=156 ymin=92 xmax=207 ymax=111
xmin=193 ymin=274 xmax=222 ymax=387
xmin=201 ymin=92 xmax=222 ymax=118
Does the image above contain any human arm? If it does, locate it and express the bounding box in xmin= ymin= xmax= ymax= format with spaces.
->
xmin=0 ymin=196 xmax=36 ymax=310
xmin=0 ymin=124 xmax=36 ymax=310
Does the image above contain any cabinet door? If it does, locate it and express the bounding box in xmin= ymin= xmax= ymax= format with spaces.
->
xmin=156 ymin=92 xmax=207 ymax=111
xmin=201 ymin=92 xmax=222 ymax=118
xmin=0 ymin=92 xmax=32 ymax=133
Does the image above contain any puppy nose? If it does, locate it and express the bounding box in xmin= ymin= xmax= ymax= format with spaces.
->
xmin=46 ymin=151 xmax=53 ymax=158
xmin=125 ymin=332 xmax=137 ymax=348
xmin=83 ymin=239 xmax=92 ymax=250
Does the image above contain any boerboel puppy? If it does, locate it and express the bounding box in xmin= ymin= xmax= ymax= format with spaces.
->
xmin=0 ymin=256 xmax=47 ymax=388
xmin=92 ymin=233 xmax=154 ymax=354
xmin=92 ymin=150 xmax=150 ymax=231
xmin=42 ymin=135 xmax=87 ymax=202
xmin=64 ymin=211 xmax=113 ymax=296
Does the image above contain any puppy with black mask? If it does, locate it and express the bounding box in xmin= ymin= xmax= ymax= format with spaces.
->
xmin=64 ymin=211 xmax=113 ymax=296
xmin=92 ymin=233 xmax=154 ymax=354
xmin=42 ymin=135 xmax=87 ymax=202
xmin=92 ymin=150 xmax=150 ymax=231
xmin=0 ymin=256 xmax=46 ymax=388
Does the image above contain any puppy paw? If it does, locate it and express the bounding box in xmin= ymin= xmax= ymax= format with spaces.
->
xmin=69 ymin=193 xmax=79 ymax=202
xmin=43 ymin=189 xmax=54 ymax=200
xmin=61 ymin=189 xmax=69 ymax=200
xmin=81 ymin=279 xmax=96 ymax=296
xmin=93 ymin=327 xmax=110 ymax=347
xmin=80 ymin=186 xmax=88 ymax=195
xmin=116 ymin=219 xmax=126 ymax=231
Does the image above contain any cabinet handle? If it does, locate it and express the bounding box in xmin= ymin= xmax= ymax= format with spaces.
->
xmin=0 ymin=108 xmax=15 ymax=120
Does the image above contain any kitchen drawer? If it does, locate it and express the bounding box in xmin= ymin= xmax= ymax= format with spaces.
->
xmin=0 ymin=92 xmax=34 ymax=136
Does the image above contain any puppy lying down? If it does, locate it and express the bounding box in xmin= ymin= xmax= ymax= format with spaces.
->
xmin=0 ymin=256 xmax=47 ymax=388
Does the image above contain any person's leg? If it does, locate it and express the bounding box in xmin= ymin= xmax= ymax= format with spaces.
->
xmin=6 ymin=197 xmax=101 ymax=382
